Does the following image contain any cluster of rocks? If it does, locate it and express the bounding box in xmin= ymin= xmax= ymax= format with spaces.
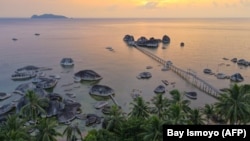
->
xmin=14 ymin=86 xmax=82 ymax=124
xmin=231 ymin=58 xmax=250 ymax=67
xmin=203 ymin=68 xmax=244 ymax=82
xmin=123 ymin=34 xmax=171 ymax=48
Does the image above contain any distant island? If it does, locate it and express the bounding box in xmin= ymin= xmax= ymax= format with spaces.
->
xmin=31 ymin=14 xmax=68 ymax=19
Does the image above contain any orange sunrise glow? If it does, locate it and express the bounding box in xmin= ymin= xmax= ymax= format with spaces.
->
xmin=1 ymin=0 xmax=250 ymax=18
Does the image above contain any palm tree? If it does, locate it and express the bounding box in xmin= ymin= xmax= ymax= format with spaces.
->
xmin=215 ymin=84 xmax=250 ymax=124
xmin=140 ymin=116 xmax=163 ymax=141
xmin=169 ymin=89 xmax=191 ymax=113
xmin=164 ymin=103 xmax=188 ymax=125
xmin=63 ymin=122 xmax=83 ymax=141
xmin=151 ymin=93 xmax=169 ymax=119
xmin=35 ymin=117 xmax=62 ymax=141
xmin=20 ymin=90 xmax=49 ymax=121
xmin=115 ymin=117 xmax=145 ymax=141
xmin=129 ymin=96 xmax=150 ymax=119
xmin=202 ymin=104 xmax=214 ymax=124
xmin=188 ymin=108 xmax=206 ymax=125
xmin=0 ymin=114 xmax=30 ymax=141
xmin=104 ymin=105 xmax=125 ymax=132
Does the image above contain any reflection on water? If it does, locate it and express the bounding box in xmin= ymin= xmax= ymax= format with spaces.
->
xmin=1 ymin=18 xmax=250 ymax=133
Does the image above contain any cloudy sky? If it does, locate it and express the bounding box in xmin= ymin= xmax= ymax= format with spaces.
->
xmin=1 ymin=0 xmax=250 ymax=18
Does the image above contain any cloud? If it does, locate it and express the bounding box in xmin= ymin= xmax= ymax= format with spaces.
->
xmin=144 ymin=2 xmax=158 ymax=8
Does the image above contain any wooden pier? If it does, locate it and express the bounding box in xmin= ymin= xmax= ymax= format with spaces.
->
xmin=135 ymin=46 xmax=220 ymax=99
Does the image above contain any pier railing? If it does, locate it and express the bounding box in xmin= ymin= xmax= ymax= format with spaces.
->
xmin=135 ymin=46 xmax=220 ymax=99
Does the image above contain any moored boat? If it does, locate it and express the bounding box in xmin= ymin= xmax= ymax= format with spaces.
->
xmin=94 ymin=101 xmax=109 ymax=109
xmin=203 ymin=68 xmax=213 ymax=74
xmin=0 ymin=92 xmax=12 ymax=100
xmin=154 ymin=85 xmax=165 ymax=94
xmin=60 ymin=58 xmax=74 ymax=67
xmin=11 ymin=71 xmax=36 ymax=80
xmin=161 ymin=80 xmax=169 ymax=86
xmin=184 ymin=91 xmax=197 ymax=100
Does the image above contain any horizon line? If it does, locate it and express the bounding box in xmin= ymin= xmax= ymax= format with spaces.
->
xmin=1 ymin=16 xmax=250 ymax=19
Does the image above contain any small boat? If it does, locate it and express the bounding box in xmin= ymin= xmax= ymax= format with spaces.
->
xmin=60 ymin=58 xmax=74 ymax=67
xmin=216 ymin=73 xmax=228 ymax=79
xmin=184 ymin=91 xmax=197 ymax=100
xmin=161 ymin=80 xmax=169 ymax=86
xmin=138 ymin=72 xmax=152 ymax=79
xmin=66 ymin=93 xmax=76 ymax=98
xmin=146 ymin=66 xmax=153 ymax=69
xmin=35 ymin=78 xmax=58 ymax=89
xmin=154 ymin=85 xmax=165 ymax=94
xmin=12 ymin=38 xmax=18 ymax=41
xmin=161 ymin=67 xmax=170 ymax=71
xmin=0 ymin=92 xmax=12 ymax=100
xmin=49 ymin=74 xmax=61 ymax=79
xmin=34 ymin=33 xmax=40 ymax=36
xmin=94 ymin=101 xmax=109 ymax=109
xmin=74 ymin=77 xmax=81 ymax=82
xmin=231 ymin=58 xmax=237 ymax=63
xmin=203 ymin=68 xmax=213 ymax=74
xmin=106 ymin=46 xmax=112 ymax=50
xmin=180 ymin=42 xmax=185 ymax=47
xmin=11 ymin=72 xmax=36 ymax=80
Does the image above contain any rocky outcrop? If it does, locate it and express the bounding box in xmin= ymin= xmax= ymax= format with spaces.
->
xmin=74 ymin=70 xmax=102 ymax=81
xmin=123 ymin=35 xmax=134 ymax=42
xmin=162 ymin=35 xmax=170 ymax=44
xmin=89 ymin=85 xmax=114 ymax=97
xmin=57 ymin=99 xmax=81 ymax=124
xmin=230 ymin=73 xmax=244 ymax=82
xmin=85 ymin=114 xmax=102 ymax=126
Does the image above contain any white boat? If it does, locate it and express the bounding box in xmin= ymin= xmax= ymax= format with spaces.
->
xmin=74 ymin=77 xmax=81 ymax=82
xmin=0 ymin=92 xmax=12 ymax=100
xmin=11 ymin=71 xmax=36 ymax=80
xmin=49 ymin=74 xmax=61 ymax=79
xmin=216 ymin=73 xmax=228 ymax=79
xmin=94 ymin=101 xmax=109 ymax=109
xmin=60 ymin=58 xmax=74 ymax=66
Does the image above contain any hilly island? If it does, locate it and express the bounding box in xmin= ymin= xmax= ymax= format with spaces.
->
xmin=31 ymin=14 xmax=68 ymax=19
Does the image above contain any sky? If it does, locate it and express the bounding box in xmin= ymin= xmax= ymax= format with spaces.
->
xmin=1 ymin=0 xmax=250 ymax=18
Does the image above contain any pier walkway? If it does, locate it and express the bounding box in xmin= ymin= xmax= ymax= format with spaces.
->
xmin=135 ymin=46 xmax=220 ymax=99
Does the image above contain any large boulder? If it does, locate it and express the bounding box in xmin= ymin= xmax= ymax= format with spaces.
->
xmin=162 ymin=35 xmax=170 ymax=44
xmin=74 ymin=70 xmax=102 ymax=81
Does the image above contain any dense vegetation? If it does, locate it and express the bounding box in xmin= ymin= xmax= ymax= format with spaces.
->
xmin=0 ymin=83 xmax=250 ymax=141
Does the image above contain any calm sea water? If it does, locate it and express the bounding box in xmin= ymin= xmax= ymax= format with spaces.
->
xmin=1 ymin=18 xmax=250 ymax=133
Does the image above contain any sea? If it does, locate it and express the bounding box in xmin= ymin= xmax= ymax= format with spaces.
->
xmin=1 ymin=18 xmax=250 ymax=134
